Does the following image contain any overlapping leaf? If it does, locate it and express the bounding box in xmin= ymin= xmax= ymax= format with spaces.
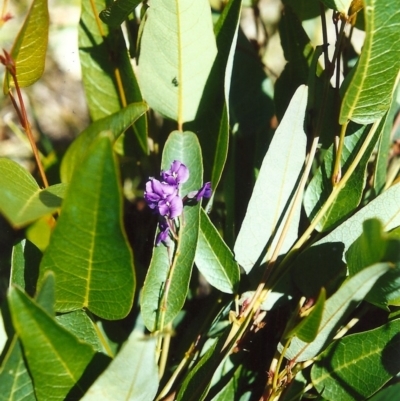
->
xmin=234 ymin=85 xmax=308 ymax=273
xmin=311 ymin=319 xmax=400 ymax=401
xmin=195 ymin=209 xmax=240 ymax=294
xmin=40 ymin=135 xmax=135 ymax=320
xmin=3 ymin=0 xmax=49 ymax=92
xmin=138 ymin=0 xmax=217 ymax=123
xmin=340 ymin=0 xmax=400 ymax=124
xmin=141 ymin=131 xmax=202 ymax=331
xmin=0 ymin=158 xmax=66 ymax=228
xmin=99 ymin=0 xmax=141 ymax=27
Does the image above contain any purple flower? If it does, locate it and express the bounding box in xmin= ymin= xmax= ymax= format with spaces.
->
xmin=161 ymin=160 xmax=189 ymax=186
xmin=158 ymin=193 xmax=183 ymax=219
xmin=187 ymin=182 xmax=212 ymax=201
xmin=156 ymin=219 xmax=170 ymax=246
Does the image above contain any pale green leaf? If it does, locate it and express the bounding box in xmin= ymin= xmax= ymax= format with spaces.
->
xmin=195 ymin=209 xmax=240 ymax=294
xmin=234 ymin=85 xmax=308 ymax=273
xmin=281 ymin=263 xmax=390 ymax=362
xmin=8 ymin=287 xmax=98 ymax=401
xmin=311 ymin=319 xmax=400 ymax=401
xmin=40 ymin=135 xmax=135 ymax=320
xmin=3 ymin=0 xmax=49 ymax=92
xmin=0 ymin=158 xmax=66 ymax=228
xmin=138 ymin=0 xmax=217 ymax=123
xmin=319 ymin=0 xmax=351 ymax=14
xmin=339 ymin=0 xmax=400 ymax=124
xmin=60 ymin=102 xmax=147 ymax=183
xmin=141 ymin=131 xmax=202 ymax=331
xmin=82 ymin=330 xmax=158 ymax=401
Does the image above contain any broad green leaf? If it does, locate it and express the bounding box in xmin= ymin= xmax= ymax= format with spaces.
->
xmin=367 ymin=383 xmax=400 ymax=401
xmin=138 ymin=0 xmax=217 ymax=124
xmin=281 ymin=263 xmax=390 ymax=362
xmin=0 ymin=158 xmax=66 ymax=228
xmin=3 ymin=0 xmax=49 ymax=92
xmin=11 ymin=239 xmax=41 ymax=297
xmin=311 ymin=318 xmax=400 ymax=401
xmin=56 ymin=311 xmax=106 ymax=354
xmin=79 ymin=0 xmax=148 ymax=154
xmin=319 ymin=0 xmax=351 ymax=14
xmin=195 ymin=209 xmax=240 ymax=294
xmin=339 ymin=0 xmax=400 ymax=124
xmin=8 ymin=286 xmax=98 ymax=401
xmin=99 ymin=0 xmax=141 ymax=27
xmin=141 ymin=131 xmax=202 ymax=331
xmin=304 ymin=121 xmax=379 ymax=232
xmin=234 ymin=85 xmax=308 ymax=273
xmin=82 ymin=330 xmax=158 ymax=401
xmin=0 ymin=337 xmax=36 ymax=401
xmin=60 ymin=102 xmax=147 ymax=183
xmin=282 ymin=0 xmax=321 ymax=21
xmin=293 ymin=182 xmax=400 ymax=296
xmin=286 ymin=288 xmax=326 ymax=343
xmin=346 ymin=219 xmax=400 ymax=308
xmin=40 ymin=135 xmax=135 ymax=320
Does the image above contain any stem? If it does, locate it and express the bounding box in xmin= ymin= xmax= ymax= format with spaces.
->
xmin=332 ymin=121 xmax=348 ymax=185
xmin=319 ymin=2 xmax=330 ymax=70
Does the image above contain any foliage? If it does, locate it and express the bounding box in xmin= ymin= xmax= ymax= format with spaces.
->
xmin=0 ymin=0 xmax=400 ymax=400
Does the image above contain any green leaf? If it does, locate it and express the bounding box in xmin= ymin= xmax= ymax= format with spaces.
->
xmin=81 ymin=330 xmax=158 ymax=401
xmin=311 ymin=318 xmax=400 ymax=401
xmin=293 ymin=182 xmax=400 ymax=296
xmin=339 ymin=0 xmax=400 ymax=124
xmin=195 ymin=209 xmax=240 ymax=294
xmin=367 ymin=382 xmax=400 ymax=401
xmin=0 ymin=337 xmax=36 ymax=401
xmin=56 ymin=311 xmax=107 ymax=354
xmin=141 ymin=131 xmax=202 ymax=331
xmin=3 ymin=0 xmax=49 ymax=92
xmin=60 ymin=102 xmax=147 ymax=183
xmin=282 ymin=0 xmax=321 ymax=20
xmin=99 ymin=0 xmax=142 ymax=27
xmin=234 ymin=85 xmax=308 ymax=273
xmin=281 ymin=263 xmax=391 ymax=362
xmin=11 ymin=239 xmax=41 ymax=297
xmin=0 ymin=158 xmax=66 ymax=228
xmin=346 ymin=219 xmax=400 ymax=308
xmin=138 ymin=0 xmax=217 ymax=124
xmin=8 ymin=286 xmax=98 ymax=401
xmin=287 ymin=288 xmax=326 ymax=343
xmin=304 ymin=121 xmax=380 ymax=232
xmin=40 ymin=135 xmax=135 ymax=320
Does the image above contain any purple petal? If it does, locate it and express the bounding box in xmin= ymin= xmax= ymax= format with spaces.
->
xmin=187 ymin=182 xmax=212 ymax=201
xmin=161 ymin=160 xmax=189 ymax=186
xmin=168 ymin=195 xmax=183 ymax=219
xmin=156 ymin=220 xmax=170 ymax=246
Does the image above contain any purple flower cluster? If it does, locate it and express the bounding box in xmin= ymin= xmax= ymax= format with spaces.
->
xmin=144 ymin=160 xmax=211 ymax=246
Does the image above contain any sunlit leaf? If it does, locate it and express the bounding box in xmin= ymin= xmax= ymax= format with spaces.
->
xmin=138 ymin=0 xmax=217 ymax=124
xmin=281 ymin=263 xmax=390 ymax=362
xmin=141 ymin=131 xmax=202 ymax=331
xmin=8 ymin=287 xmax=99 ymax=401
xmin=319 ymin=0 xmax=351 ymax=14
xmin=60 ymin=102 xmax=147 ymax=183
xmin=234 ymin=85 xmax=308 ymax=273
xmin=0 ymin=158 xmax=66 ymax=228
xmin=195 ymin=209 xmax=240 ymax=294
xmin=82 ymin=330 xmax=158 ymax=401
xmin=311 ymin=319 xmax=400 ymax=401
xmin=40 ymin=135 xmax=135 ymax=320
xmin=3 ymin=0 xmax=49 ymax=92
xmin=339 ymin=0 xmax=400 ymax=124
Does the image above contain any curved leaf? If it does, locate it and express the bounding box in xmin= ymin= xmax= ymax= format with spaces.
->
xmin=3 ymin=0 xmax=49 ymax=92
xmin=60 ymin=102 xmax=147 ymax=183
xmin=195 ymin=209 xmax=240 ymax=294
xmin=138 ymin=0 xmax=217 ymax=124
xmin=339 ymin=0 xmax=400 ymax=124
xmin=82 ymin=330 xmax=158 ymax=401
xmin=8 ymin=287 xmax=98 ymax=401
xmin=99 ymin=0 xmax=142 ymax=27
xmin=0 ymin=158 xmax=66 ymax=228
xmin=234 ymin=85 xmax=308 ymax=273
xmin=141 ymin=131 xmax=202 ymax=331
xmin=282 ymin=263 xmax=390 ymax=362
xmin=311 ymin=319 xmax=400 ymax=401
xmin=40 ymin=135 xmax=135 ymax=320
xmin=319 ymin=0 xmax=351 ymax=14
